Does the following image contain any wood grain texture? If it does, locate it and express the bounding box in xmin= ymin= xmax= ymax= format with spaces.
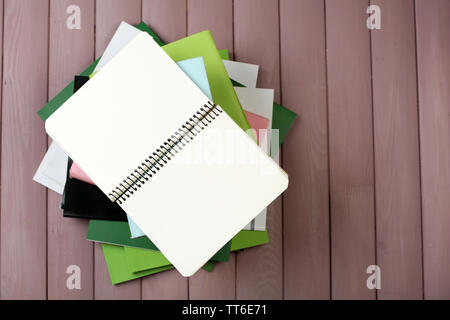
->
xmin=142 ymin=0 xmax=186 ymax=44
xmin=1 ymin=0 xmax=49 ymax=299
xmin=94 ymin=0 xmax=142 ymax=299
xmin=1 ymin=0 xmax=450 ymax=300
xmin=280 ymin=0 xmax=330 ymax=300
xmin=0 ymin=0 xmax=3 ymax=295
xmin=95 ymin=0 xmax=142 ymax=59
xmin=189 ymin=256 xmax=236 ymax=300
xmin=188 ymin=0 xmax=233 ymax=57
xmin=141 ymin=0 xmax=188 ymax=299
xmin=47 ymin=0 xmax=95 ymax=300
xmin=187 ymin=0 xmax=236 ymax=300
xmin=416 ymin=0 xmax=450 ymax=300
xmin=142 ymin=269 xmax=187 ymax=300
xmin=325 ymin=0 xmax=376 ymax=299
xmin=234 ymin=0 xmax=283 ymax=299
xmin=93 ymin=243 xmax=140 ymax=300
xmin=370 ymin=0 xmax=423 ymax=300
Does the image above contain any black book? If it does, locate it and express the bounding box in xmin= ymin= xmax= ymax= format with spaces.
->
xmin=61 ymin=75 xmax=127 ymax=221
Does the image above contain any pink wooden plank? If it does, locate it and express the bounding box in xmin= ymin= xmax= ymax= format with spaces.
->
xmin=94 ymin=0 xmax=142 ymax=300
xmin=187 ymin=0 xmax=236 ymax=300
xmin=0 ymin=0 xmax=4 ymax=299
xmin=188 ymin=0 xmax=233 ymax=57
xmin=141 ymin=269 xmax=188 ymax=300
xmin=189 ymin=257 xmax=236 ymax=300
xmin=280 ymin=0 xmax=330 ymax=299
xmin=47 ymin=0 xmax=95 ymax=300
xmin=95 ymin=0 xmax=142 ymax=58
xmin=234 ymin=0 xmax=283 ymax=299
xmin=0 ymin=0 xmax=3 ymax=296
xmin=370 ymin=0 xmax=423 ymax=299
xmin=416 ymin=0 xmax=450 ymax=299
xmin=325 ymin=0 xmax=376 ymax=299
xmin=1 ymin=0 xmax=49 ymax=299
xmin=93 ymin=243 xmax=140 ymax=300
xmin=141 ymin=0 xmax=189 ymax=300
xmin=142 ymin=0 xmax=186 ymax=44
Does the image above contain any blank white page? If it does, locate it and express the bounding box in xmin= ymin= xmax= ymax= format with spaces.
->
xmin=122 ymin=109 xmax=288 ymax=276
xmin=45 ymin=33 xmax=209 ymax=195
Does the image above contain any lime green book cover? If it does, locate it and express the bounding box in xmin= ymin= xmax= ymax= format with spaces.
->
xmin=102 ymin=244 xmax=173 ymax=285
xmin=87 ymin=219 xmax=231 ymax=262
xmin=123 ymin=246 xmax=215 ymax=274
xmin=38 ymin=23 xmax=251 ymax=133
xmin=125 ymin=230 xmax=270 ymax=273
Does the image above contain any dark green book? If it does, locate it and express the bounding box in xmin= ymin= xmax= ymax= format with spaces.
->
xmin=87 ymin=220 xmax=231 ymax=262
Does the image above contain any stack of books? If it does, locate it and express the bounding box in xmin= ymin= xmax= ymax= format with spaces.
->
xmin=34 ymin=21 xmax=296 ymax=284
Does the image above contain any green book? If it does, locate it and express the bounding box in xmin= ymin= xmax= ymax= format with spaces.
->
xmin=87 ymin=219 xmax=231 ymax=262
xmin=230 ymin=230 xmax=269 ymax=251
xmin=102 ymin=244 xmax=173 ymax=285
xmin=136 ymin=24 xmax=250 ymax=132
xmin=123 ymin=246 xmax=216 ymax=274
xmin=125 ymin=230 xmax=269 ymax=273
xmin=38 ymin=25 xmax=251 ymax=133
xmin=38 ymin=59 xmax=100 ymax=120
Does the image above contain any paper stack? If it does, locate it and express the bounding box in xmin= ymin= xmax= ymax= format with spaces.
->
xmin=34 ymin=21 xmax=296 ymax=284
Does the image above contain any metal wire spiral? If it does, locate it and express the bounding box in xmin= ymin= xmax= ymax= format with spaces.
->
xmin=108 ymin=101 xmax=223 ymax=204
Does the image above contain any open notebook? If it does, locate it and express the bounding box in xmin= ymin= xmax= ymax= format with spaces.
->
xmin=45 ymin=32 xmax=288 ymax=276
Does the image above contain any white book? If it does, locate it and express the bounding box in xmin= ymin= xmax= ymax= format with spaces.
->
xmin=45 ymin=33 xmax=288 ymax=276
xmin=33 ymin=141 xmax=68 ymax=194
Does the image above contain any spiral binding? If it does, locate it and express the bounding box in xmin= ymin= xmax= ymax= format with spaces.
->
xmin=108 ymin=101 xmax=223 ymax=204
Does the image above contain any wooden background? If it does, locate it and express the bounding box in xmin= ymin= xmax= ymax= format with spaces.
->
xmin=0 ymin=0 xmax=449 ymax=300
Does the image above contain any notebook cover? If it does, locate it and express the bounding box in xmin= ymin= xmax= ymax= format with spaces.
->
xmin=122 ymin=246 xmax=215 ymax=274
xmin=124 ymin=246 xmax=216 ymax=273
xmin=243 ymin=111 xmax=269 ymax=147
xmin=87 ymin=220 xmax=231 ymax=262
xmin=33 ymin=142 xmax=68 ymax=194
xmin=38 ymin=59 xmax=100 ymax=120
xmin=38 ymin=22 xmax=251 ymax=135
xmin=135 ymin=23 xmax=250 ymax=132
xmin=67 ymin=56 xmax=217 ymax=237
xmin=102 ymin=244 xmax=215 ymax=285
xmin=63 ymin=158 xmax=128 ymax=221
xmin=124 ymin=246 xmax=171 ymax=270
xmin=219 ymin=47 xmax=297 ymax=150
xmin=45 ymin=34 xmax=289 ymax=275
xmin=230 ymin=230 xmax=269 ymax=251
xmin=125 ymin=229 xmax=269 ymax=273
xmin=40 ymin=23 xmax=277 ymax=260
xmin=70 ymin=162 xmax=94 ymax=184
xmin=102 ymin=244 xmax=173 ymax=285
xmin=62 ymin=75 xmax=128 ymax=221
xmin=230 ymin=77 xmax=297 ymax=151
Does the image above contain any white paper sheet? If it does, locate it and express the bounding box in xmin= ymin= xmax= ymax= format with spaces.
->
xmin=223 ymin=60 xmax=259 ymax=88
xmin=235 ymin=87 xmax=275 ymax=231
xmin=33 ymin=142 xmax=68 ymax=194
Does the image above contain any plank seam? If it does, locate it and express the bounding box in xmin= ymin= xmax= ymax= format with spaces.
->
xmin=368 ymin=0 xmax=378 ymax=301
xmin=232 ymin=0 xmax=237 ymax=301
xmin=323 ymin=0 xmax=333 ymax=301
xmin=0 ymin=0 xmax=4 ymax=300
xmin=93 ymin=0 xmax=97 ymax=300
xmin=412 ymin=0 xmax=425 ymax=300
xmin=185 ymin=0 xmax=189 ymax=300
xmin=46 ymin=0 xmax=51 ymax=300
xmin=277 ymin=0 xmax=285 ymax=301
